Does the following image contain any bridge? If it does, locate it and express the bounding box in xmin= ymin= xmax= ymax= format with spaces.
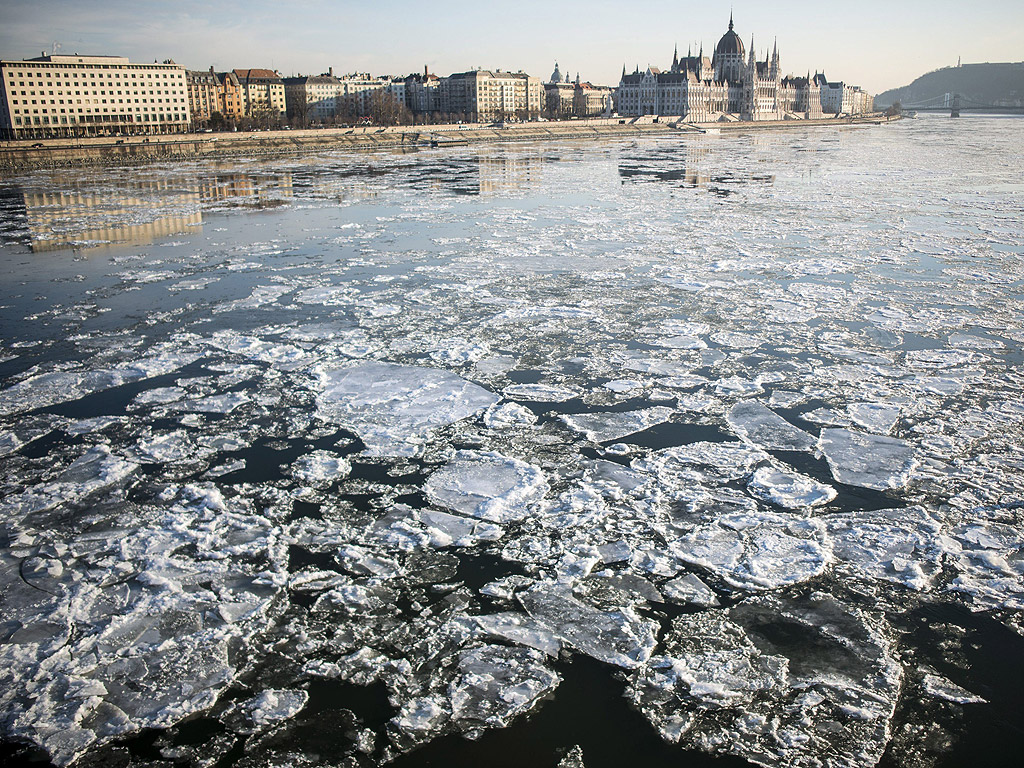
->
xmin=900 ymin=92 xmax=1024 ymax=116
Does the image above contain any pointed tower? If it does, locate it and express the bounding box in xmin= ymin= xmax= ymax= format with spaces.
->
xmin=672 ymin=44 xmax=679 ymax=73
xmin=771 ymin=39 xmax=780 ymax=81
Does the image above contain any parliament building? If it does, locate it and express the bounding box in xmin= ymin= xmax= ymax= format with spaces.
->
xmin=617 ymin=14 xmax=833 ymax=122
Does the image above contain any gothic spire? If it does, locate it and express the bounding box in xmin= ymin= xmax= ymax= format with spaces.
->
xmin=729 ymin=9 xmax=734 ymax=31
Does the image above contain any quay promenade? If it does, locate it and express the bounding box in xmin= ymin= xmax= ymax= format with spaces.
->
xmin=0 ymin=114 xmax=897 ymax=173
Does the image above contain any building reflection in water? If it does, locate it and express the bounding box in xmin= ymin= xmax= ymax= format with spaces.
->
xmin=198 ymin=172 xmax=294 ymax=205
xmin=21 ymin=183 xmax=202 ymax=252
xmin=618 ymin=140 xmax=775 ymax=197
xmin=14 ymin=172 xmax=295 ymax=252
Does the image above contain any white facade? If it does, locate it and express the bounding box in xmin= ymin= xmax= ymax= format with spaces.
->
xmin=283 ymin=74 xmax=342 ymax=123
xmin=0 ymin=54 xmax=190 ymax=139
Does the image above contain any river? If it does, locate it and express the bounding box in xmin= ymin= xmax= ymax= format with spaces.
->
xmin=1 ymin=113 xmax=1022 ymax=768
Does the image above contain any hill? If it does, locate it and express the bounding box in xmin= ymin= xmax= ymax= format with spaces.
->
xmin=875 ymin=62 xmax=1024 ymax=108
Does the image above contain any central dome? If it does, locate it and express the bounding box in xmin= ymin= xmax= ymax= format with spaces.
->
xmin=715 ymin=15 xmax=745 ymax=57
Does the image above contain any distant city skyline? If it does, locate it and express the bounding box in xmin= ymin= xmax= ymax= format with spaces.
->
xmin=1 ymin=0 xmax=1021 ymax=94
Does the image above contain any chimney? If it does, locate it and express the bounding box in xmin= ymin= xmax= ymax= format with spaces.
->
xmin=329 ymin=66 xmax=333 ymax=76
xmin=424 ymin=64 xmax=428 ymax=77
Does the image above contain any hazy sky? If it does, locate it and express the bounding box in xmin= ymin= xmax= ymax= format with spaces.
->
xmin=1 ymin=0 xmax=1021 ymax=94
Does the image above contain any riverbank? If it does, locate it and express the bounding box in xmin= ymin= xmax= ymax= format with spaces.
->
xmin=0 ymin=114 xmax=898 ymax=173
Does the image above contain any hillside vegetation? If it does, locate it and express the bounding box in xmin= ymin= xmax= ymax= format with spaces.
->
xmin=875 ymin=62 xmax=1024 ymax=107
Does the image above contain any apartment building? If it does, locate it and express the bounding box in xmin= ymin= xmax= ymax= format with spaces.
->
xmin=283 ymin=73 xmax=342 ymax=123
xmin=186 ymin=68 xmax=219 ymax=123
xmin=440 ymin=70 xmax=542 ymax=121
xmin=232 ymin=68 xmax=286 ymax=120
xmin=0 ymin=54 xmax=190 ymax=139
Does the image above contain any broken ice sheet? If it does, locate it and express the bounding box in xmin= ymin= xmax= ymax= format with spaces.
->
xmin=518 ymin=584 xmax=658 ymax=669
xmin=824 ymin=506 xmax=945 ymax=591
xmin=921 ymin=673 xmax=986 ymax=704
xmin=221 ymin=689 xmax=309 ymax=735
xmin=726 ymin=400 xmax=816 ymax=451
xmin=818 ymin=428 xmax=918 ymax=491
xmin=502 ymin=382 xmax=580 ymax=402
xmin=747 ymin=465 xmax=837 ymax=509
xmin=0 ymin=352 xmax=200 ymax=417
xmin=945 ymin=508 xmax=1024 ymax=611
xmin=315 ymin=361 xmax=498 ymax=457
xmin=559 ymin=406 xmax=674 ymax=443
xmin=669 ymin=511 xmax=832 ymax=591
xmin=629 ymin=594 xmax=902 ymax=768
xmin=0 ymin=483 xmax=285 ymax=765
xmin=290 ymin=450 xmax=352 ymax=487
xmin=847 ymin=402 xmax=901 ymax=434
xmin=424 ymin=450 xmax=548 ymax=523
xmin=634 ymin=441 xmax=770 ymax=485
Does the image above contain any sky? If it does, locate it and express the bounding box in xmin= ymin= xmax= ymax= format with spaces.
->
xmin=0 ymin=0 xmax=1021 ymax=94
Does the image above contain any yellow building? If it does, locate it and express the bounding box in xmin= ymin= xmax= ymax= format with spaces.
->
xmin=233 ymin=68 xmax=286 ymax=123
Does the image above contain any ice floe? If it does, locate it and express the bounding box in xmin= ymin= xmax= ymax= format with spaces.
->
xmin=315 ymin=361 xmax=499 ymax=456
xmin=818 ymin=428 xmax=918 ymax=491
xmin=424 ymin=450 xmax=548 ymax=523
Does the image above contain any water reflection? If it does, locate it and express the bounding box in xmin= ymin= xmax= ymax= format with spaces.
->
xmin=5 ymin=149 xmax=545 ymax=252
xmin=198 ymin=172 xmax=293 ymax=204
xmin=19 ymin=183 xmax=201 ymax=252
xmin=618 ymin=142 xmax=775 ymax=196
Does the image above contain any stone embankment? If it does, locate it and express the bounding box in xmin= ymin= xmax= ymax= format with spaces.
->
xmin=0 ymin=115 xmax=898 ymax=173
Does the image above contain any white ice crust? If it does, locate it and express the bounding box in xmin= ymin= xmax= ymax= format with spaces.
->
xmin=315 ymin=361 xmax=498 ymax=456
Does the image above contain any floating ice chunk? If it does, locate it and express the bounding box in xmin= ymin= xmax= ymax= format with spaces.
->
xmin=474 ymin=355 xmax=517 ymax=375
xmin=134 ymin=386 xmax=187 ymax=404
xmin=748 ymin=465 xmax=837 ymax=509
xmin=635 ymin=442 xmax=769 ymax=484
xmin=483 ymin=401 xmax=538 ymax=429
xmin=294 ymin=286 xmax=356 ymax=305
xmin=802 ymin=407 xmax=854 ymax=427
xmin=714 ymin=377 xmax=764 ymax=396
xmin=315 ymin=361 xmax=498 ymax=457
xmin=824 ymin=506 xmax=944 ymax=591
xmin=948 ymin=333 xmax=1004 ymax=351
xmin=905 ymin=349 xmax=975 ymax=369
xmin=658 ymin=374 xmax=711 ymax=389
xmin=727 ymin=401 xmax=816 ymax=451
xmin=223 ymin=689 xmax=309 ymax=735
xmin=214 ymin=284 xmax=292 ymax=313
xmin=711 ymin=331 xmax=762 ymax=349
xmin=603 ymin=379 xmax=644 ymax=392
xmin=429 ymin=338 xmax=491 ymax=365
xmin=671 ymin=511 xmax=831 ymax=591
xmin=818 ymin=428 xmax=918 ymax=491
xmin=475 ymin=613 xmax=562 ymax=656
xmin=629 ymin=594 xmax=902 ymax=768
xmin=921 ymin=673 xmax=986 ymax=704
xmin=847 ymin=402 xmax=901 ymax=434
xmin=424 ymin=450 xmax=548 ymax=523
xmin=408 ymin=507 xmax=505 ymax=547
xmin=0 ymin=445 xmax=138 ymax=520
xmin=207 ymin=332 xmax=308 ymax=370
xmin=0 ymin=430 xmax=24 ymax=456
xmin=178 ymin=392 xmax=250 ymax=414
xmin=560 ymin=407 xmax=673 ymax=443
xmin=503 ymin=383 xmax=579 ymax=402
xmin=946 ymin=515 xmax=1024 ymax=611
xmin=0 ymin=353 xmax=199 ymax=417
xmin=518 ymin=584 xmax=658 ymax=669
xmin=290 ymin=451 xmax=352 ymax=487
xmin=676 ymin=394 xmax=721 ymax=413
xmin=558 ymin=745 xmax=586 ymax=768
xmin=448 ymin=645 xmax=560 ymax=729
xmin=393 ymin=695 xmax=448 ymax=737
xmin=133 ymin=430 xmax=213 ymax=464
xmin=653 ymin=335 xmax=707 ymax=350
xmin=662 ymin=573 xmax=720 ymax=607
